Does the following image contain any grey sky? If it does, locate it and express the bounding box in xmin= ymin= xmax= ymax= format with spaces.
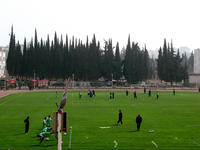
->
xmin=0 ymin=0 xmax=200 ymax=50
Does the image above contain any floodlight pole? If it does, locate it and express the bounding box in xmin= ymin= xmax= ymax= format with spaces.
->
xmin=72 ymin=74 xmax=74 ymax=89
xmin=34 ymin=71 xmax=36 ymax=89
xmin=57 ymin=111 xmax=62 ymax=150
xmin=5 ymin=79 xmax=6 ymax=90
xmin=68 ymin=126 xmax=72 ymax=149
xmin=112 ymin=73 xmax=113 ymax=88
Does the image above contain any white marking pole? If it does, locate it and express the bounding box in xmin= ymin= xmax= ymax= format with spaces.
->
xmin=114 ymin=140 xmax=118 ymax=148
xmin=58 ymin=112 xmax=62 ymax=150
xmin=68 ymin=126 xmax=72 ymax=149
xmin=152 ymin=141 xmax=158 ymax=148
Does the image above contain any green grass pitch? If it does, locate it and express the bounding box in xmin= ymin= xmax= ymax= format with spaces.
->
xmin=0 ymin=90 xmax=200 ymax=150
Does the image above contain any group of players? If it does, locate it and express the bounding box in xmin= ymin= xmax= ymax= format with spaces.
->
xmin=24 ymin=115 xmax=55 ymax=144
xmin=78 ymin=87 xmax=174 ymax=101
xmin=88 ymin=89 xmax=96 ymax=98
xmin=38 ymin=115 xmax=55 ymax=144
xmin=125 ymin=88 xmax=154 ymax=99
xmin=125 ymin=88 xmax=176 ymax=100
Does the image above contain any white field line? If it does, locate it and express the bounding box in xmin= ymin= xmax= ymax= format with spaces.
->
xmin=0 ymin=94 xmax=22 ymax=106
xmin=190 ymin=139 xmax=200 ymax=146
xmin=3 ymin=145 xmax=200 ymax=150
xmin=68 ymin=126 xmax=72 ymax=149
xmin=114 ymin=140 xmax=118 ymax=148
xmin=152 ymin=140 xmax=158 ymax=148
xmin=52 ymin=146 xmax=200 ymax=150
xmin=186 ymin=125 xmax=200 ymax=127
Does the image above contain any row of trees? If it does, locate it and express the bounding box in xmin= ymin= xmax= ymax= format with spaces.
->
xmin=157 ymin=39 xmax=188 ymax=83
xmin=6 ymin=27 xmax=122 ymax=81
xmin=123 ymin=36 xmax=151 ymax=83
xmin=6 ymin=27 xmax=190 ymax=83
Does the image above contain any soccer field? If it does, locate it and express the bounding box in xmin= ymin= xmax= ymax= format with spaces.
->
xmin=0 ymin=90 xmax=200 ymax=150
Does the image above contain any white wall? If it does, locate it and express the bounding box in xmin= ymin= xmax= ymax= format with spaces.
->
xmin=189 ymin=74 xmax=200 ymax=84
xmin=0 ymin=47 xmax=8 ymax=78
xmin=194 ymin=49 xmax=200 ymax=74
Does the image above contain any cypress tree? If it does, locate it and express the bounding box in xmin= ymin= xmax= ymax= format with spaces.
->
xmin=113 ymin=42 xmax=121 ymax=80
xmin=157 ymin=47 xmax=163 ymax=80
xmin=6 ymin=26 xmax=16 ymax=77
xmin=88 ymin=34 xmax=100 ymax=80
xmin=15 ymin=41 xmax=23 ymax=78
xmin=188 ymin=52 xmax=194 ymax=73
xmin=103 ymin=39 xmax=114 ymax=80
xmin=162 ymin=39 xmax=168 ymax=81
xmin=141 ymin=45 xmax=149 ymax=80
xmin=21 ymin=38 xmax=27 ymax=78
xmin=123 ymin=35 xmax=132 ymax=83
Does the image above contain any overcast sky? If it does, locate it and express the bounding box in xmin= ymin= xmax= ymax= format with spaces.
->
xmin=1 ymin=0 xmax=200 ymax=50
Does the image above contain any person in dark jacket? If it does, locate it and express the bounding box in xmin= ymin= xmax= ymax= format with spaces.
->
xmin=134 ymin=91 xmax=137 ymax=99
xmin=116 ymin=110 xmax=123 ymax=125
xmin=79 ymin=92 xmax=82 ymax=99
xmin=136 ymin=114 xmax=142 ymax=131
xmin=88 ymin=90 xmax=92 ymax=98
xmin=156 ymin=91 xmax=159 ymax=100
xmin=112 ymin=91 xmax=115 ymax=99
xmin=24 ymin=116 xmax=29 ymax=134
xmin=148 ymin=89 xmax=151 ymax=97
xmin=110 ymin=92 xmax=112 ymax=99
xmin=144 ymin=87 xmax=146 ymax=94
xmin=92 ymin=90 xmax=96 ymax=96
xmin=126 ymin=90 xmax=128 ymax=96
xmin=173 ymin=89 xmax=175 ymax=96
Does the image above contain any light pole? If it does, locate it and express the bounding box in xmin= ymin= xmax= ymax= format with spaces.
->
xmin=112 ymin=73 xmax=113 ymax=88
xmin=72 ymin=74 xmax=75 ymax=89
xmin=34 ymin=71 xmax=36 ymax=89
xmin=5 ymin=78 xmax=6 ymax=90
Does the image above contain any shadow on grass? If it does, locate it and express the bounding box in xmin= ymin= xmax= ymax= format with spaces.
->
xmin=36 ymin=128 xmax=42 ymax=131
xmin=128 ymin=130 xmax=137 ymax=132
xmin=112 ymin=124 xmax=124 ymax=127
xmin=30 ymin=144 xmax=56 ymax=147
xmin=13 ymin=133 xmax=26 ymax=136
xmin=32 ymin=135 xmax=39 ymax=138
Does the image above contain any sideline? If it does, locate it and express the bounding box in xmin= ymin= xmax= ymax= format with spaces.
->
xmin=0 ymin=94 xmax=22 ymax=106
xmin=0 ymin=87 xmax=198 ymax=100
xmin=189 ymin=139 xmax=200 ymax=146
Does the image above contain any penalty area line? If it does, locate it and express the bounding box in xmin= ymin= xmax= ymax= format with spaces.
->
xmin=0 ymin=94 xmax=22 ymax=106
xmin=152 ymin=141 xmax=158 ymax=149
xmin=189 ymin=139 xmax=200 ymax=146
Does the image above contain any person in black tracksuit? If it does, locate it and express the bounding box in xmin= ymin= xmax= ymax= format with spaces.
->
xmin=92 ymin=90 xmax=96 ymax=96
xmin=156 ymin=91 xmax=159 ymax=100
xmin=144 ymin=87 xmax=146 ymax=94
xmin=173 ymin=89 xmax=176 ymax=96
xmin=112 ymin=91 xmax=115 ymax=99
xmin=24 ymin=116 xmax=29 ymax=134
xmin=148 ymin=89 xmax=151 ymax=97
xmin=126 ymin=90 xmax=128 ymax=96
xmin=136 ymin=114 xmax=142 ymax=131
xmin=116 ymin=110 xmax=123 ymax=125
xmin=134 ymin=91 xmax=137 ymax=99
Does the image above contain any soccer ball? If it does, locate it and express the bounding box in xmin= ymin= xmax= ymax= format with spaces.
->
xmin=64 ymin=132 xmax=67 ymax=135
